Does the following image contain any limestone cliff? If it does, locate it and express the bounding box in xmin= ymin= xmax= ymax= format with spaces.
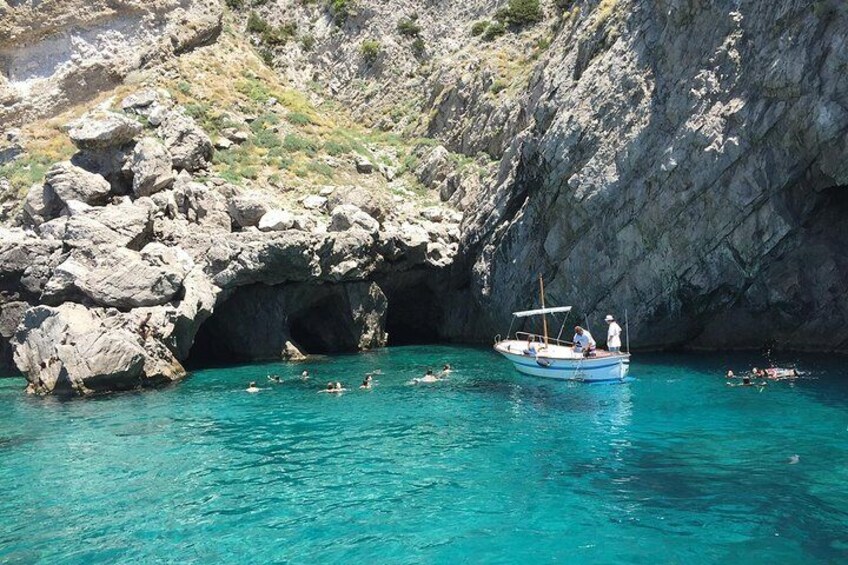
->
xmin=457 ymin=0 xmax=848 ymax=351
xmin=0 ymin=0 xmax=222 ymax=126
xmin=2 ymin=0 xmax=848 ymax=395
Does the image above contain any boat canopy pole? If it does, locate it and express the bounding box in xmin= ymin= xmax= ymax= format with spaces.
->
xmin=625 ymin=308 xmax=630 ymax=354
xmin=539 ymin=274 xmax=549 ymax=346
xmin=555 ymin=310 xmax=571 ymax=343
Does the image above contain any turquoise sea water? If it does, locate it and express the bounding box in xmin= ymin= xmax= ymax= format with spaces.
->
xmin=1 ymin=345 xmax=847 ymax=564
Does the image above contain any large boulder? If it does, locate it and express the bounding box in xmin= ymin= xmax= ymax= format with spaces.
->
xmin=72 ymin=244 xmax=189 ymax=309
xmin=173 ymin=181 xmax=231 ymax=231
xmin=67 ymin=112 xmax=143 ymax=151
xmin=44 ymin=162 xmax=112 ymax=207
xmin=228 ymin=193 xmax=270 ymax=228
xmin=328 ymin=204 xmax=379 ymax=235
xmin=12 ymin=303 xmax=185 ymax=396
xmin=63 ymin=201 xmax=152 ymax=249
xmin=22 ymin=183 xmax=57 ymax=226
xmin=326 ymin=185 xmax=388 ymax=222
xmin=131 ymin=137 xmax=175 ymax=197
xmin=258 ymin=209 xmax=295 ymax=232
xmin=158 ymin=109 xmax=213 ymax=172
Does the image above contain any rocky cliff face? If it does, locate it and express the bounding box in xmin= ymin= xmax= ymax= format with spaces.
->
xmin=459 ymin=0 xmax=848 ymax=351
xmin=2 ymin=0 xmax=847 ymax=394
xmin=0 ymin=0 xmax=222 ymax=126
xmin=1 ymin=98 xmax=461 ymax=394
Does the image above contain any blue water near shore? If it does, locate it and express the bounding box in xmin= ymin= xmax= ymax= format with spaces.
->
xmin=1 ymin=346 xmax=847 ymax=564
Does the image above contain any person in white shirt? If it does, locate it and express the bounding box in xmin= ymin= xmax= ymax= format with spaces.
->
xmin=605 ymin=315 xmax=622 ymax=353
xmin=573 ymin=326 xmax=596 ymax=356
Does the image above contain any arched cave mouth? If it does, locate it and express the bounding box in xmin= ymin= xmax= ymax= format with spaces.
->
xmin=379 ymin=274 xmax=444 ymax=346
xmin=186 ymin=274 xmax=449 ymax=368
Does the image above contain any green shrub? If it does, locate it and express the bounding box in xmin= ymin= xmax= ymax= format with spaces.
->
xmin=259 ymin=48 xmax=275 ymax=66
xmin=286 ymin=111 xmax=314 ymax=126
xmin=247 ymin=12 xmax=269 ymax=34
xmin=482 ymin=21 xmax=506 ymax=40
xmin=397 ymin=15 xmax=421 ymax=37
xmin=360 ymin=39 xmax=381 ymax=61
xmin=495 ymin=0 xmax=544 ymax=26
xmin=307 ymin=160 xmax=334 ymax=178
xmin=328 ymin=0 xmax=353 ymax=24
xmin=490 ymin=80 xmax=507 ymax=94
xmin=261 ymin=22 xmax=297 ymax=45
xmin=323 ymin=140 xmax=352 ymax=155
xmin=283 ymin=134 xmax=317 ymax=154
xmin=411 ymin=37 xmax=425 ymax=54
xmin=471 ymin=21 xmax=489 ymax=35
xmin=300 ymin=33 xmax=316 ymax=50
xmin=225 ymin=0 xmax=244 ymax=8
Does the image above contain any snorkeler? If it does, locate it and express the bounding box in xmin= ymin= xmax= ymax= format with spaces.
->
xmin=246 ymin=381 xmax=260 ymax=393
xmin=360 ymin=375 xmax=373 ymax=389
xmin=301 ymin=370 xmax=310 ymax=380
xmin=441 ymin=364 xmax=453 ymax=376
xmin=267 ymin=375 xmax=281 ymax=383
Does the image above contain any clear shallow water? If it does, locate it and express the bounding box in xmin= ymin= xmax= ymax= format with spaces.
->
xmin=1 ymin=346 xmax=847 ymax=564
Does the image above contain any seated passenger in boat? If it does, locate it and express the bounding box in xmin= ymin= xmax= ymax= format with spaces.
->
xmin=524 ymin=337 xmax=538 ymax=356
xmin=573 ymin=326 xmax=596 ymax=357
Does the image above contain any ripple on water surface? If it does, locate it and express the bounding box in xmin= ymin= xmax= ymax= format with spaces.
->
xmin=0 ymin=346 xmax=847 ymax=563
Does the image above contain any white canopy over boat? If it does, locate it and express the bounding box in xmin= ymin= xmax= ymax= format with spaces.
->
xmin=512 ymin=306 xmax=572 ymax=318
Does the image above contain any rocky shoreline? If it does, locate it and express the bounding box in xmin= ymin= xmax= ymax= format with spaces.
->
xmin=0 ymin=90 xmax=464 ymax=395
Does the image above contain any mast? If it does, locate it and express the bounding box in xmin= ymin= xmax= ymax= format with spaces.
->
xmin=539 ymin=274 xmax=549 ymax=346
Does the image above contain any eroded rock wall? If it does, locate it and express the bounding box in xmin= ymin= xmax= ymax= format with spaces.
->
xmin=459 ymin=0 xmax=848 ymax=351
xmin=0 ymin=0 xmax=222 ymax=125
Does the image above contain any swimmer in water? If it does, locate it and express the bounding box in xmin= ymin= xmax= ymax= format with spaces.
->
xmin=360 ymin=374 xmax=373 ymax=389
xmin=441 ymin=364 xmax=453 ymax=376
xmin=417 ymin=369 xmax=440 ymax=383
xmin=301 ymin=370 xmax=310 ymax=380
xmin=319 ymin=381 xmax=346 ymax=394
xmin=726 ymin=370 xmax=735 ymax=379
xmin=267 ymin=375 xmax=281 ymax=383
xmin=246 ymin=381 xmax=260 ymax=393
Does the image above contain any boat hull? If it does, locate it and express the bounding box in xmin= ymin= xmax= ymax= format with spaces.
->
xmin=494 ymin=342 xmax=630 ymax=382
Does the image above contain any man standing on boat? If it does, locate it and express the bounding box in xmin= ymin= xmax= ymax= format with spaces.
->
xmin=573 ymin=326 xmax=596 ymax=356
xmin=605 ymin=315 xmax=622 ymax=353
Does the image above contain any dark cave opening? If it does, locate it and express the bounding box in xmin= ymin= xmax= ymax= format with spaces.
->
xmin=382 ymin=277 xmax=443 ymax=346
xmin=187 ymin=316 xmax=242 ymax=368
xmin=287 ymin=293 xmax=358 ymax=354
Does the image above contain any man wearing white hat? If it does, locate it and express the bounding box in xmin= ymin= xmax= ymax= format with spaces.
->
xmin=605 ymin=315 xmax=622 ymax=353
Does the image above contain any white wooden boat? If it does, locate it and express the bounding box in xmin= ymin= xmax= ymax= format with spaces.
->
xmin=493 ymin=278 xmax=631 ymax=383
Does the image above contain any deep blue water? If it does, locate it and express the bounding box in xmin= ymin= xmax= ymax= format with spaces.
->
xmin=1 ymin=346 xmax=847 ymax=564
